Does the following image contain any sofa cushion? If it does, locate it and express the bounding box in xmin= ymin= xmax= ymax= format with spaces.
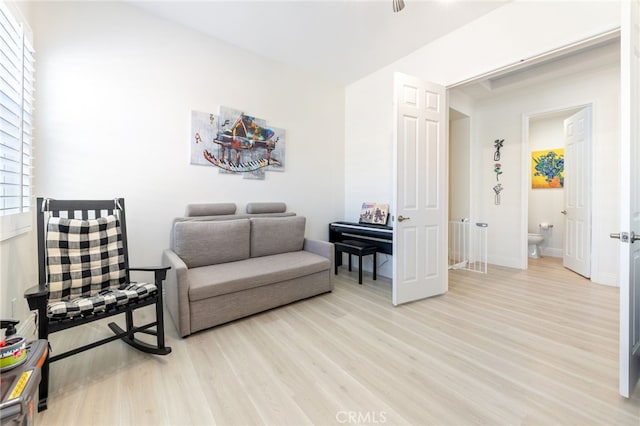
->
xmin=187 ymin=250 xmax=330 ymax=301
xmin=174 ymin=219 xmax=250 ymax=268
xmin=250 ymin=216 xmax=305 ymax=257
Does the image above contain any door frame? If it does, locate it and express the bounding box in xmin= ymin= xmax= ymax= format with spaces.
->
xmin=618 ymin=0 xmax=640 ymax=397
xmin=446 ymin=30 xmax=618 ymax=273
xmin=520 ymin=103 xmax=594 ymax=270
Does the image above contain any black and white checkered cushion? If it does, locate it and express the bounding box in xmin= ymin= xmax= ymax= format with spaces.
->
xmin=45 ymin=215 xmax=156 ymax=319
xmin=46 ymin=215 xmax=126 ymax=302
xmin=47 ymin=283 xmax=157 ymax=319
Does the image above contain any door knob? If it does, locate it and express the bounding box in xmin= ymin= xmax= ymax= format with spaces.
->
xmin=560 ymin=210 xmax=567 ymax=215
xmin=397 ymin=215 xmax=410 ymax=222
xmin=609 ymin=232 xmax=640 ymax=243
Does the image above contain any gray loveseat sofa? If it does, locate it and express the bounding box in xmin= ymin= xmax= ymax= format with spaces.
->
xmin=162 ymin=202 xmax=334 ymax=337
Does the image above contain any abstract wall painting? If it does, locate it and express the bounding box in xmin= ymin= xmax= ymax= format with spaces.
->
xmin=190 ymin=107 xmax=285 ymax=180
xmin=531 ymin=148 xmax=564 ymax=189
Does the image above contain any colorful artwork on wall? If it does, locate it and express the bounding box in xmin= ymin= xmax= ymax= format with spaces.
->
xmin=190 ymin=107 xmax=285 ymax=180
xmin=359 ymin=202 xmax=389 ymax=225
xmin=531 ymin=148 xmax=564 ymax=188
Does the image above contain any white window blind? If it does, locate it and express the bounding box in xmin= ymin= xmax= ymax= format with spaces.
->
xmin=0 ymin=1 xmax=33 ymax=219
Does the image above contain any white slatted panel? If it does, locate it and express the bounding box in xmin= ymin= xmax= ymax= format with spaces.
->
xmin=0 ymin=1 xmax=33 ymax=216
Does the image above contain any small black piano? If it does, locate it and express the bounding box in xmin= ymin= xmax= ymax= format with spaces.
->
xmin=328 ymin=221 xmax=393 ymax=256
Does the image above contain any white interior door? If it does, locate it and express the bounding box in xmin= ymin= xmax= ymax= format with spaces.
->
xmin=392 ymin=72 xmax=448 ymax=305
xmin=618 ymin=0 xmax=640 ymax=398
xmin=563 ymin=107 xmax=592 ymax=277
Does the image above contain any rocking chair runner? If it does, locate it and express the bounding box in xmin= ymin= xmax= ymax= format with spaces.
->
xmin=24 ymin=198 xmax=172 ymax=411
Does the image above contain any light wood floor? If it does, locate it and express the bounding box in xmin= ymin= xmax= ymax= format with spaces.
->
xmin=36 ymin=257 xmax=640 ymax=425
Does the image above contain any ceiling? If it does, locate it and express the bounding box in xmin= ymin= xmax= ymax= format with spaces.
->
xmin=129 ymin=0 xmax=510 ymax=86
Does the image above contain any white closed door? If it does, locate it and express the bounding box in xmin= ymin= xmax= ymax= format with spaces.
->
xmin=392 ymin=72 xmax=448 ymax=305
xmin=563 ymin=107 xmax=591 ymax=277
xmin=617 ymin=0 xmax=640 ymax=398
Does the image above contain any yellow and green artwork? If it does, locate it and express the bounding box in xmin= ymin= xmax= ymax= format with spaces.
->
xmin=531 ymin=148 xmax=564 ymax=189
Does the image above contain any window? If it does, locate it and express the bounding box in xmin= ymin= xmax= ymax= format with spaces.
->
xmin=0 ymin=1 xmax=34 ymax=240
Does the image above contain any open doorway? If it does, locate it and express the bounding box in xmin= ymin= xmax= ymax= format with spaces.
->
xmin=449 ymin=108 xmax=471 ymax=223
xmin=446 ymin=34 xmax=619 ymax=285
xmin=523 ymin=105 xmax=592 ymax=277
xmin=448 ymin=107 xmax=488 ymax=273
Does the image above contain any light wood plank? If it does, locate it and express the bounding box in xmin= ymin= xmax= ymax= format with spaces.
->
xmin=36 ymin=257 xmax=640 ymax=425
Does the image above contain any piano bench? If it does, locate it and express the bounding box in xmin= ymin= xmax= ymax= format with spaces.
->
xmin=334 ymin=240 xmax=377 ymax=285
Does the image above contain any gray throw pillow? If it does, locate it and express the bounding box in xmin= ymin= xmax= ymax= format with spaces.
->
xmin=250 ymin=216 xmax=306 ymax=257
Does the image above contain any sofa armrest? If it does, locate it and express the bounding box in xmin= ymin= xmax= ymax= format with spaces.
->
xmin=162 ymin=249 xmax=192 ymax=337
xmin=304 ymin=239 xmax=334 ymax=289
xmin=303 ymin=238 xmax=332 ymax=259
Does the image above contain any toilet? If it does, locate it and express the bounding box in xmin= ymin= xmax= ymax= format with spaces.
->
xmin=528 ymin=233 xmax=544 ymax=258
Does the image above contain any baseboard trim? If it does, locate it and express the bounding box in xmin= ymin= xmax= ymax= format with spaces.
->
xmin=592 ymin=272 xmax=618 ymax=287
xmin=540 ymin=247 xmax=563 ymax=258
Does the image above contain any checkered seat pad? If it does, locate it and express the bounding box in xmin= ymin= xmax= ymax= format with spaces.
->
xmin=47 ymin=283 xmax=157 ymax=319
xmin=45 ymin=215 xmax=156 ymax=319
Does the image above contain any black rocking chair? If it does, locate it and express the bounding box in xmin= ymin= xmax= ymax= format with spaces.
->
xmin=24 ymin=198 xmax=171 ymax=411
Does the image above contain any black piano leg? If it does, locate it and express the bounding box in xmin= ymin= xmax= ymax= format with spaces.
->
xmin=334 ymin=246 xmax=339 ymax=275
xmin=358 ymin=255 xmax=363 ymax=285
xmin=373 ymin=252 xmax=377 ymax=281
xmin=348 ymin=254 xmax=352 ymax=271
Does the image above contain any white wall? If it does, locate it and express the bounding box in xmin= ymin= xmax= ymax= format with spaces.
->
xmin=0 ymin=1 xmax=346 ymax=326
xmin=0 ymin=232 xmax=36 ymax=330
xmin=528 ymin=113 xmax=576 ymax=258
xmin=343 ymin=71 xmax=395 ymax=277
xmin=344 ymin=70 xmax=394 ymax=221
xmin=345 ymin=0 xmax=620 ymax=283
xmin=31 ymin=1 xmax=345 ymax=263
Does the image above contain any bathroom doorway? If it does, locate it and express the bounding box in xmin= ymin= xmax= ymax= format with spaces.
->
xmin=523 ymin=105 xmax=593 ymax=277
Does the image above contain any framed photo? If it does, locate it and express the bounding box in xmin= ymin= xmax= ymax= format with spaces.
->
xmin=359 ymin=202 xmax=389 ymax=225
